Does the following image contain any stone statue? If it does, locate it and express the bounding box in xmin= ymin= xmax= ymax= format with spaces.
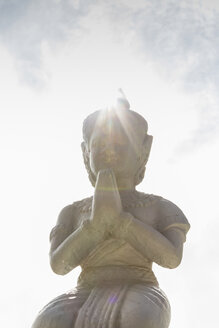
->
xmin=32 ymin=92 xmax=190 ymax=328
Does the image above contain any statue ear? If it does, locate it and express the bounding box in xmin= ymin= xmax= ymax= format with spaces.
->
xmin=81 ymin=141 xmax=89 ymax=161
xmin=143 ymin=134 xmax=153 ymax=163
xmin=81 ymin=141 xmax=96 ymax=187
xmin=134 ymin=134 xmax=153 ymax=186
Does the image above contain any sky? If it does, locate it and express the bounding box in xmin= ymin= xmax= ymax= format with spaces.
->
xmin=0 ymin=0 xmax=219 ymax=327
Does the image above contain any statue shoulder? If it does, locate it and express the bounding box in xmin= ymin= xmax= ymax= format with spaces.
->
xmin=72 ymin=196 xmax=93 ymax=213
xmin=50 ymin=196 xmax=93 ymax=243
xmin=58 ymin=196 xmax=93 ymax=222
xmin=155 ymin=197 xmax=190 ymax=235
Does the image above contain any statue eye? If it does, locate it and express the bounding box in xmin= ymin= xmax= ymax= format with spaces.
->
xmin=99 ymin=140 xmax=107 ymax=147
xmin=91 ymin=138 xmax=107 ymax=150
xmin=92 ymin=141 xmax=97 ymax=147
xmin=91 ymin=139 xmax=98 ymax=148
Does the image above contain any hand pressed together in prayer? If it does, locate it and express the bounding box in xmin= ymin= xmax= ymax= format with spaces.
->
xmin=90 ymin=168 xmax=124 ymax=235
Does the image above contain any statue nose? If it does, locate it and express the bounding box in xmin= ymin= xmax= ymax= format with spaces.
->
xmin=101 ymin=145 xmax=118 ymax=162
xmin=107 ymin=147 xmax=116 ymax=154
xmin=103 ymin=147 xmax=115 ymax=156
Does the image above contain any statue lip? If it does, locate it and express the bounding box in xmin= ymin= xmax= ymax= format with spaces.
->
xmin=98 ymin=150 xmax=119 ymax=163
xmin=101 ymin=157 xmax=119 ymax=164
xmin=99 ymin=153 xmax=119 ymax=163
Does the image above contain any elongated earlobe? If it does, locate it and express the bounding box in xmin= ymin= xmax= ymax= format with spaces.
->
xmin=144 ymin=134 xmax=153 ymax=162
xmin=134 ymin=135 xmax=153 ymax=186
xmin=81 ymin=142 xmax=96 ymax=187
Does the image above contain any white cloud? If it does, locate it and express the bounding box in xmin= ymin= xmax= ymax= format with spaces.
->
xmin=1 ymin=0 xmax=218 ymax=147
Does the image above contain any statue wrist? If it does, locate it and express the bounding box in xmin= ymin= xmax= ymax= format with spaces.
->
xmin=113 ymin=212 xmax=133 ymax=239
xmin=81 ymin=219 xmax=105 ymax=238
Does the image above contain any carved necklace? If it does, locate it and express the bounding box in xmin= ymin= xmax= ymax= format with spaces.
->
xmin=76 ymin=191 xmax=160 ymax=213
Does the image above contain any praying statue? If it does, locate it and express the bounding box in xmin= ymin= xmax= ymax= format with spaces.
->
xmin=32 ymin=92 xmax=190 ymax=328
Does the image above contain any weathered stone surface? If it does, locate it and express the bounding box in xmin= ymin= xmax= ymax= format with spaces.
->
xmin=32 ymin=93 xmax=190 ymax=328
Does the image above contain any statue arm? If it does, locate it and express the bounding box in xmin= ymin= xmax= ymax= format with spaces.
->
xmin=50 ymin=169 xmax=123 ymax=275
xmin=49 ymin=205 xmax=105 ymax=275
xmin=115 ymin=211 xmax=187 ymax=269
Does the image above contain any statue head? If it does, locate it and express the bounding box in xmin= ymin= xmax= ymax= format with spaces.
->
xmin=81 ymin=93 xmax=153 ymax=188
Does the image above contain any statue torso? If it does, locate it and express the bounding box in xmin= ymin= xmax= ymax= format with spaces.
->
xmin=50 ymin=191 xmax=189 ymax=287
xmin=73 ymin=192 xmax=161 ymax=286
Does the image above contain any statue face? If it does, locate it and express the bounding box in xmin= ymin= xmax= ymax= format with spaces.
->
xmin=88 ymin=117 xmax=143 ymax=181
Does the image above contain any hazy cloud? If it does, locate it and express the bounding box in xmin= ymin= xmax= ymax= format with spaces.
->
xmin=0 ymin=0 xmax=218 ymax=145
xmin=91 ymin=1 xmax=219 ymax=92
xmin=97 ymin=0 xmax=219 ymax=149
xmin=0 ymin=0 xmax=92 ymax=86
xmin=1 ymin=0 xmax=219 ymax=91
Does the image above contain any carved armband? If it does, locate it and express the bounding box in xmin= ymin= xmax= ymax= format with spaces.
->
xmin=80 ymin=219 xmax=104 ymax=237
